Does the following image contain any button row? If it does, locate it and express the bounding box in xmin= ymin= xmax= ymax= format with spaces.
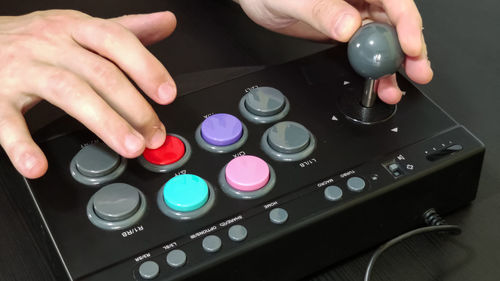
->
xmin=86 ymin=175 xmax=362 ymax=231
xmin=85 ymin=164 xmax=364 ymax=231
xmin=72 ymin=120 xmax=313 ymax=186
xmin=137 ymin=224 xmax=248 ymax=280
xmin=137 ymin=205 xmax=290 ymax=280
xmin=69 ymin=86 xmax=295 ymax=186
xmin=85 ymin=154 xmax=276 ymax=229
xmin=69 ymin=87 xmax=303 ymax=185
xmin=323 ymin=176 xmax=367 ymax=202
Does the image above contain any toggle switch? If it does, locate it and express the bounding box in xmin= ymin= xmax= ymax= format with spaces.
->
xmin=426 ymin=144 xmax=463 ymax=161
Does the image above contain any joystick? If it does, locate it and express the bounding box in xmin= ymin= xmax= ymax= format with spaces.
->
xmin=339 ymin=22 xmax=404 ymax=124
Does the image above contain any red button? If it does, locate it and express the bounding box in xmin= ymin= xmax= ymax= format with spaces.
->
xmin=143 ymin=135 xmax=185 ymax=165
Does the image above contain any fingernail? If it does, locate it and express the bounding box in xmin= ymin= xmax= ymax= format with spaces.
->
xmin=124 ymin=131 xmax=144 ymax=155
xmin=158 ymin=82 xmax=176 ymax=103
xmin=150 ymin=124 xmax=166 ymax=148
xmin=334 ymin=14 xmax=356 ymax=41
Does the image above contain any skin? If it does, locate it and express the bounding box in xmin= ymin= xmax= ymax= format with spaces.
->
xmin=0 ymin=10 xmax=177 ymax=179
xmin=0 ymin=1 xmax=432 ymax=179
xmin=236 ymin=0 xmax=433 ymax=102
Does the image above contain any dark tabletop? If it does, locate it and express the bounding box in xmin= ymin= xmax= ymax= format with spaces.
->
xmin=1 ymin=1 xmax=499 ymax=281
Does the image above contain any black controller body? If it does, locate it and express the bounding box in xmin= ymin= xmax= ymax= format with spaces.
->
xmin=24 ymin=46 xmax=484 ymax=281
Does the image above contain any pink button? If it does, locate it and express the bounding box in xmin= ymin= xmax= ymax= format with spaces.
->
xmin=225 ymin=155 xmax=270 ymax=192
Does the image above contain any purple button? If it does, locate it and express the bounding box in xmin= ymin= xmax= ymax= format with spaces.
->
xmin=201 ymin=114 xmax=243 ymax=146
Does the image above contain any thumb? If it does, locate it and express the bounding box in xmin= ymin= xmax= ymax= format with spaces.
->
xmin=110 ymin=11 xmax=177 ymax=46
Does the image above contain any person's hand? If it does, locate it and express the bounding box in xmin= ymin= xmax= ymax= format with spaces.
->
xmin=235 ymin=0 xmax=432 ymax=104
xmin=0 ymin=10 xmax=177 ymax=179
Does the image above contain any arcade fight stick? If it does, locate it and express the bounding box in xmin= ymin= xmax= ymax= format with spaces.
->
xmin=17 ymin=23 xmax=484 ymax=281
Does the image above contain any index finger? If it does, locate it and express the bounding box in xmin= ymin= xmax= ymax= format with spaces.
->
xmin=379 ymin=0 xmax=423 ymax=57
xmin=377 ymin=0 xmax=433 ymax=84
xmin=70 ymin=17 xmax=177 ymax=105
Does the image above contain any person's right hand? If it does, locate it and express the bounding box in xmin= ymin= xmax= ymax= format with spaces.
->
xmin=235 ymin=0 xmax=432 ymax=105
xmin=0 ymin=10 xmax=177 ymax=179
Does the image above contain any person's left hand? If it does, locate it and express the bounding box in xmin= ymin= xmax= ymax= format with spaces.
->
xmin=235 ymin=0 xmax=433 ymax=104
xmin=0 ymin=10 xmax=177 ymax=179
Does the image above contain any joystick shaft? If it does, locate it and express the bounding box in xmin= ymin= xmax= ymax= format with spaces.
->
xmin=361 ymin=79 xmax=376 ymax=108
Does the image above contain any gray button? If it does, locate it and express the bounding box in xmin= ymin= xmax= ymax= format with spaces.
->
xmin=267 ymin=121 xmax=310 ymax=154
xmin=74 ymin=143 xmax=120 ymax=177
xmin=324 ymin=185 xmax=343 ymax=201
xmin=202 ymin=235 xmax=222 ymax=253
xmin=93 ymin=183 xmax=141 ymax=222
xmin=269 ymin=208 xmax=288 ymax=224
xmin=245 ymin=87 xmax=286 ymax=116
xmin=347 ymin=177 xmax=366 ymax=192
xmin=228 ymin=225 xmax=248 ymax=242
xmin=139 ymin=261 xmax=159 ymax=279
xmin=166 ymin=249 xmax=186 ymax=268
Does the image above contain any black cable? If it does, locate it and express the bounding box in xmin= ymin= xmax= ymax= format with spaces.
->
xmin=364 ymin=209 xmax=462 ymax=281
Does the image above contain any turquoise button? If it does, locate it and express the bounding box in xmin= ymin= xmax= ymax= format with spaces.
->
xmin=163 ymin=174 xmax=209 ymax=212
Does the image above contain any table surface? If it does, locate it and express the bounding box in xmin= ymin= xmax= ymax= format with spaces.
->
xmin=1 ymin=1 xmax=499 ymax=281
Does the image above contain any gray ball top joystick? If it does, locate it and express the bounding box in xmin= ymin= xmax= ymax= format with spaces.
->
xmin=348 ymin=22 xmax=404 ymax=79
xmin=347 ymin=23 xmax=404 ymax=107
